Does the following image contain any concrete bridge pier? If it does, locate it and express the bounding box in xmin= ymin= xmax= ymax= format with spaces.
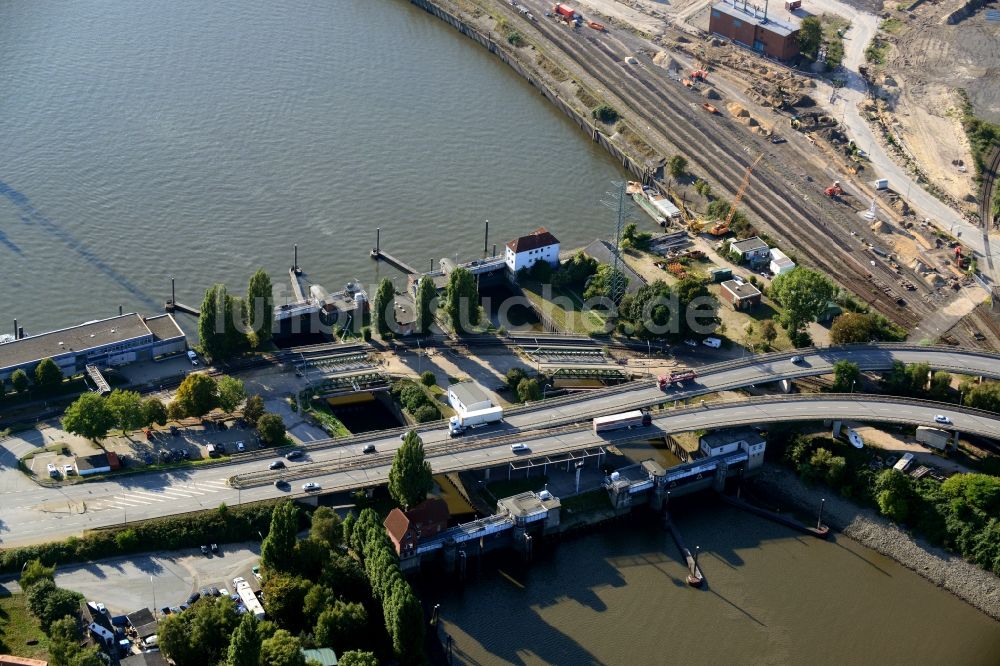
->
xmin=831 ymin=420 xmax=843 ymax=438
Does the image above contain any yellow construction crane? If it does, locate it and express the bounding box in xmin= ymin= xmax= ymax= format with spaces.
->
xmin=723 ymin=154 xmax=763 ymax=229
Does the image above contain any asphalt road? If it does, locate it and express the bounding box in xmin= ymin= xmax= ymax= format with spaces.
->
xmin=1 ymin=344 xmax=998 ymax=548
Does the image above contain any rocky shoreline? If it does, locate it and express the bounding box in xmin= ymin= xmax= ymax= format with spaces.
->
xmin=751 ymin=464 xmax=1000 ymax=621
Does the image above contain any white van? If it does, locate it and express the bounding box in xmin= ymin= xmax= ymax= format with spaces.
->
xmin=702 ymin=337 xmax=722 ymax=348
xmin=510 ymin=443 xmax=528 ymax=453
xmin=186 ymin=350 xmax=199 ymax=366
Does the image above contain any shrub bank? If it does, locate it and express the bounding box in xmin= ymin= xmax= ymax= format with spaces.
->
xmin=0 ymin=499 xmax=312 ymax=574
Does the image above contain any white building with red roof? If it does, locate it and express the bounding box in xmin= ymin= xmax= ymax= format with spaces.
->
xmin=504 ymin=227 xmax=560 ymax=274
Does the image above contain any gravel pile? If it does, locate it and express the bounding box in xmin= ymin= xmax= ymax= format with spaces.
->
xmin=751 ymin=464 xmax=1000 ymax=621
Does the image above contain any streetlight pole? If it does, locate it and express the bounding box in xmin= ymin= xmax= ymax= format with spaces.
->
xmin=151 ymin=576 xmax=158 ymax=627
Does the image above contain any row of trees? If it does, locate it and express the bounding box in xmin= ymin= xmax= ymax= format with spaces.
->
xmin=60 ymin=374 xmax=250 ymax=442
xmin=19 ymin=560 xmax=103 ymax=666
xmin=0 ymin=358 xmax=65 ymax=401
xmin=198 ymin=268 xmax=274 ymax=360
xmin=389 ymin=380 xmax=441 ymax=424
xmin=347 ymin=509 xmax=425 ymax=662
xmin=505 ymin=367 xmax=543 ymax=403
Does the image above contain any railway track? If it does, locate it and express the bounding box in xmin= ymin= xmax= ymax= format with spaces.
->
xmin=501 ymin=5 xmax=925 ymax=328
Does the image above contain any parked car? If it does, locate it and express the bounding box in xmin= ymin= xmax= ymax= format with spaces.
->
xmin=252 ymin=566 xmax=262 ymax=582
xmin=63 ymin=464 xmax=75 ymax=476
xmin=236 ymin=441 xmax=245 ymax=453
xmin=269 ymin=460 xmax=285 ymax=470
xmin=683 ymin=339 xmax=698 ymax=347
xmin=187 ymin=350 xmax=199 ymax=366
xmin=170 ymin=606 xmax=182 ymax=615
xmin=187 ymin=592 xmax=201 ymax=604
xmin=160 ymin=607 xmax=171 ymax=616
xmin=47 ymin=463 xmax=58 ymax=477
xmin=286 ymin=450 xmax=303 ymax=460
xmin=200 ymin=545 xmax=209 ymax=555
xmin=178 ymin=604 xmax=189 ymax=612
xmin=211 ymin=543 xmax=219 ymax=554
xmin=209 ymin=586 xmax=219 ymax=597
xmin=200 ymin=587 xmax=211 ymax=598
xmin=302 ymin=482 xmax=321 ymax=492
xmin=934 ymin=414 xmax=952 ymax=424
xmin=362 ymin=444 xmax=376 ymax=454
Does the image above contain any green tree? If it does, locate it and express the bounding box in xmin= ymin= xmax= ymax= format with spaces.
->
xmin=302 ymin=585 xmax=337 ymax=627
xmin=413 ymin=404 xmax=439 ymax=423
xmin=34 ymin=358 xmax=63 ymax=392
xmin=591 ymin=104 xmax=619 ymax=124
xmin=506 ymin=367 xmax=528 ymax=392
xmin=309 ymin=506 xmax=343 ymax=550
xmin=388 ymin=580 xmax=425 ymax=661
xmin=20 ymin=559 xmax=55 ymax=589
xmin=262 ymin=573 xmax=312 ymax=635
xmin=769 ymin=268 xmax=836 ymax=333
xmin=106 ymin=389 xmax=145 ymax=434
xmin=314 ymin=600 xmax=368 ymax=651
xmin=875 ymin=469 xmax=915 ymax=523
xmin=832 ymin=360 xmax=860 ymax=393
xmin=261 ymin=501 xmax=299 ymax=572
xmin=964 ymin=381 xmax=1000 ymax=413
xmin=829 ymin=312 xmax=876 ymax=345
xmin=373 ymin=277 xmax=395 ymax=336
xmin=583 ymin=263 xmax=629 ymax=301
xmin=760 ymin=319 xmax=778 ymax=348
xmin=217 ymin=375 xmax=247 ymax=413
xmin=419 ymin=370 xmax=436 ymax=387
xmin=172 ymin=372 xmax=219 ymax=418
xmin=260 ymin=629 xmax=306 ymax=666
xmin=320 ymin=551 xmax=368 ymax=602
xmin=36 ymin=587 xmax=83 ymax=634
xmin=247 ymin=269 xmax=275 ymax=348
xmin=444 ymin=267 xmax=481 ymax=334
xmin=142 ymin=397 xmax=168 ymax=427
xmin=11 ymin=368 xmax=29 ymax=394
xmin=68 ymin=647 xmax=104 ymax=666
xmin=668 ymin=155 xmax=688 ymax=180
xmin=161 ymin=596 xmax=240 ymax=666
xmin=199 ymin=284 xmax=246 ymax=360
xmin=257 ymin=413 xmax=286 ymax=447
xmin=48 ymin=615 xmax=81 ymax=666
xmin=552 ymin=252 xmax=598 ymax=290
xmin=799 ymin=16 xmax=823 ymax=59
xmin=227 ymin=612 xmax=261 ymax=666
xmin=62 ymin=392 xmax=115 ymax=442
xmin=415 ymin=275 xmax=436 ymax=335
xmin=338 ymin=652 xmax=379 ymax=666
xmin=243 ymin=394 xmax=266 ymax=425
xmin=517 ymin=377 xmax=542 ymax=402
xmin=929 ymin=371 xmax=952 ymax=401
xmin=388 ymin=431 xmax=433 ymax=509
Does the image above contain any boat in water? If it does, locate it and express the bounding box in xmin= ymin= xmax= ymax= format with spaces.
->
xmin=627 ymin=181 xmax=667 ymax=226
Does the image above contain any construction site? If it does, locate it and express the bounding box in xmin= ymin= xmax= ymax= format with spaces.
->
xmin=416 ymin=0 xmax=999 ymax=348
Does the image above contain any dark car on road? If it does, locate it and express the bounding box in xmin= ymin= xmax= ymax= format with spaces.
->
xmin=274 ymin=479 xmax=290 ymax=490
xmin=269 ymin=460 xmax=285 ymax=470
xmin=363 ymin=444 xmax=376 ymax=454
xmin=286 ymin=450 xmax=303 ymax=460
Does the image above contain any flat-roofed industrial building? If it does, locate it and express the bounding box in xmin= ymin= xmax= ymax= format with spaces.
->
xmin=0 ymin=313 xmax=186 ymax=381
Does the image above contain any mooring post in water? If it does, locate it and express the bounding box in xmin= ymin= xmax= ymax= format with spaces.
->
xmin=119 ymin=305 xmax=123 ymax=316
xmin=376 ymin=227 xmax=381 ymax=255
xmin=13 ymin=319 xmax=17 ymax=340
xmin=171 ymin=276 xmax=176 ymax=305
xmin=484 ymin=219 xmax=489 ymax=255
xmin=817 ymin=498 xmax=826 ymax=529
xmin=693 ymin=545 xmax=700 ymax=573
xmin=492 ymin=243 xmax=497 ymax=258
xmin=293 ymin=244 xmax=298 ymax=272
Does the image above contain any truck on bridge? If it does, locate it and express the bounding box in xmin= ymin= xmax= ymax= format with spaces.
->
xmin=449 ymin=406 xmax=504 ymax=437
xmin=658 ymin=369 xmax=696 ymax=388
xmin=593 ymin=410 xmax=651 ymax=433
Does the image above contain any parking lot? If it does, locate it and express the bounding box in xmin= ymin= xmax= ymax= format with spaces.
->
xmin=37 ymin=543 xmax=263 ymax=616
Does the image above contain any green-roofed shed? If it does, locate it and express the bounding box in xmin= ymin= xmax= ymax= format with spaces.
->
xmin=301 ymin=648 xmax=338 ymax=666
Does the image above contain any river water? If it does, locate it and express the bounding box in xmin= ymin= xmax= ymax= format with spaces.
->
xmin=3 ymin=0 xmax=999 ymax=660
xmin=0 ymin=0 xmax=622 ymax=334
xmin=423 ymin=502 xmax=1000 ymax=665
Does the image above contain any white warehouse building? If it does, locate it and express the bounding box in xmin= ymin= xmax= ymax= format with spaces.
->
xmin=769 ymin=248 xmax=796 ymax=276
